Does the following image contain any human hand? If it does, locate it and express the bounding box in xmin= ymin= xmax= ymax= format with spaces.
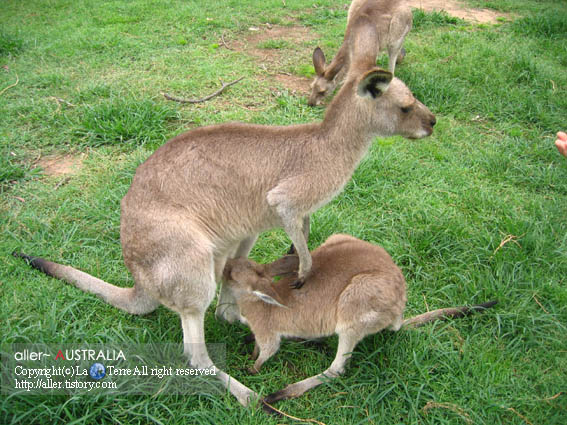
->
xmin=556 ymin=131 xmax=567 ymax=157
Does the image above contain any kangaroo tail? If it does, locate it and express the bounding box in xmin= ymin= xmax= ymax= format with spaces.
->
xmin=12 ymin=252 xmax=158 ymax=315
xmin=402 ymin=300 xmax=498 ymax=328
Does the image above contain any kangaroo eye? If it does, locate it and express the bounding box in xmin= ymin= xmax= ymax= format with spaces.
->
xmin=401 ymin=106 xmax=411 ymax=113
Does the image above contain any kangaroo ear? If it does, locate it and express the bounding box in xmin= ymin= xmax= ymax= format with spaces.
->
xmin=223 ymin=258 xmax=262 ymax=285
xmin=265 ymin=255 xmax=300 ymax=278
xmin=357 ymin=68 xmax=393 ymax=99
xmin=313 ymin=47 xmax=326 ymax=76
xmin=252 ymin=290 xmax=288 ymax=309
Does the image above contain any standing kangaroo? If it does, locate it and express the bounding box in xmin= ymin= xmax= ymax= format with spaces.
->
xmin=221 ymin=234 xmax=497 ymax=406
xmin=13 ymin=63 xmax=435 ymax=406
xmin=308 ymin=0 xmax=413 ymax=106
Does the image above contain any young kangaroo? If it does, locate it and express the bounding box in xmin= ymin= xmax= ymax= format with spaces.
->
xmin=13 ymin=64 xmax=435 ymax=407
xmin=308 ymin=0 xmax=412 ymax=106
xmin=221 ymin=234 xmax=497 ymax=405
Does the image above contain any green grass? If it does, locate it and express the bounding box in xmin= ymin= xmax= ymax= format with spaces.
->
xmin=0 ymin=30 xmax=24 ymax=58
xmin=257 ymin=39 xmax=293 ymax=49
xmin=1 ymin=0 xmax=566 ymax=424
xmin=73 ymin=97 xmax=180 ymax=148
xmin=412 ymin=9 xmax=465 ymax=29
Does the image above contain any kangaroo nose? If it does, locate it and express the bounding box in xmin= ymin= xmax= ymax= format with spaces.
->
xmin=430 ymin=116 xmax=437 ymax=127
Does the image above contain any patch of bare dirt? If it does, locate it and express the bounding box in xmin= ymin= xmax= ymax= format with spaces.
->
xmin=36 ymin=154 xmax=85 ymax=177
xmin=408 ymin=0 xmax=510 ymax=24
xmin=274 ymin=74 xmax=311 ymax=95
xmin=232 ymin=25 xmax=316 ymax=61
xmin=230 ymin=25 xmax=316 ymax=94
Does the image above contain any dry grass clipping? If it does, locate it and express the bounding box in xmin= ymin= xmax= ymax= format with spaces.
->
xmin=422 ymin=401 xmax=472 ymax=424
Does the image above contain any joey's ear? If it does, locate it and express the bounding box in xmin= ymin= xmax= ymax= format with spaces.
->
xmin=357 ymin=68 xmax=393 ymax=99
xmin=313 ymin=47 xmax=326 ymax=76
xmin=252 ymin=290 xmax=288 ymax=309
xmin=223 ymin=258 xmax=261 ymax=284
xmin=265 ymin=255 xmax=300 ymax=278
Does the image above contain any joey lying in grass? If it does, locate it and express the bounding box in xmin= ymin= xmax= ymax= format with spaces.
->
xmin=222 ymin=234 xmax=497 ymax=406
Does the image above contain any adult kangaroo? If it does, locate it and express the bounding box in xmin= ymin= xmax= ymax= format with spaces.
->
xmin=13 ymin=61 xmax=435 ymax=406
xmin=308 ymin=0 xmax=412 ymax=106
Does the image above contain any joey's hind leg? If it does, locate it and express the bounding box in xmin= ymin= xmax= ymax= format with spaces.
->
xmin=325 ymin=330 xmax=360 ymax=376
xmin=263 ymin=331 xmax=360 ymax=404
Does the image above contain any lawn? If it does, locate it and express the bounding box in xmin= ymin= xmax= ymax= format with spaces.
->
xmin=1 ymin=0 xmax=566 ymax=424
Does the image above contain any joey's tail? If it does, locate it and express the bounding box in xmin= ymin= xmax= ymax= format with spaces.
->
xmin=402 ymin=300 xmax=498 ymax=328
xmin=12 ymin=252 xmax=158 ymax=315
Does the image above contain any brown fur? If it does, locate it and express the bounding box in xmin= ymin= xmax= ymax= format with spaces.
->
xmin=222 ymin=235 xmax=496 ymax=405
xmin=223 ymin=235 xmax=407 ymax=378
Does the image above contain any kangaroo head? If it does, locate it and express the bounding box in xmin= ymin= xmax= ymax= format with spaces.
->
xmin=308 ymin=47 xmax=338 ymax=107
xmin=352 ymin=67 xmax=436 ymax=139
xmin=223 ymin=256 xmax=299 ymax=308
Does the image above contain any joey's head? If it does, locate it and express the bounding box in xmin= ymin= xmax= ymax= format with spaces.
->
xmin=223 ymin=256 xmax=299 ymax=310
xmin=353 ymin=68 xmax=436 ymax=140
xmin=308 ymin=47 xmax=337 ymax=107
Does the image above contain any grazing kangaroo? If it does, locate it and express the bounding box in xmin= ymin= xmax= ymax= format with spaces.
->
xmin=308 ymin=0 xmax=413 ymax=106
xmin=13 ymin=63 xmax=435 ymax=406
xmin=221 ymin=234 xmax=497 ymax=405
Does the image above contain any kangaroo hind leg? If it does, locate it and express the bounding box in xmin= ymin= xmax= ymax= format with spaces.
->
xmin=160 ymin=249 xmax=258 ymax=406
xmin=262 ymin=330 xmax=360 ymax=405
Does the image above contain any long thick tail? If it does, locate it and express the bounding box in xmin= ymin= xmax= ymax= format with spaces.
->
xmin=402 ymin=300 xmax=498 ymax=328
xmin=12 ymin=252 xmax=158 ymax=315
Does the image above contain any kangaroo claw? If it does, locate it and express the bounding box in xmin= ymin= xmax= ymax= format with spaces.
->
xmin=289 ymin=277 xmax=305 ymax=289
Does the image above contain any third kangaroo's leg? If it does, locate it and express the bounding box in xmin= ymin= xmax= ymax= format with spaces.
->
xmin=263 ymin=331 xmax=360 ymax=405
